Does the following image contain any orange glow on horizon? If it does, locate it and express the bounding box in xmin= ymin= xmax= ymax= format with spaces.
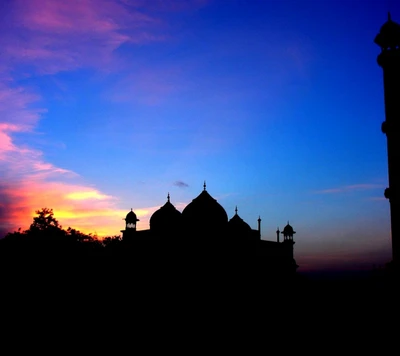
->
xmin=0 ymin=174 xmax=161 ymax=238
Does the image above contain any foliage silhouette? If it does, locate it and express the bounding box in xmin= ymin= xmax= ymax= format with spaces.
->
xmin=0 ymin=208 xmax=106 ymax=260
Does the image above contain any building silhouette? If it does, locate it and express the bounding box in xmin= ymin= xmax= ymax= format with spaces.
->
xmin=120 ymin=182 xmax=298 ymax=275
xmin=375 ymin=13 xmax=400 ymax=265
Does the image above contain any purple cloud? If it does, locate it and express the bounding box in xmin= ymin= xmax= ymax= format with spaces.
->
xmin=173 ymin=181 xmax=189 ymax=188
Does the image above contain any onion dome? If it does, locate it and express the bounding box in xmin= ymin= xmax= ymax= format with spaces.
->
xmin=375 ymin=12 xmax=400 ymax=50
xmin=150 ymin=193 xmax=182 ymax=232
xmin=182 ymin=182 xmax=228 ymax=231
xmin=282 ymin=222 xmax=296 ymax=241
xmin=126 ymin=209 xmax=139 ymax=223
xmin=228 ymin=206 xmax=251 ymax=233
xmin=282 ymin=222 xmax=295 ymax=235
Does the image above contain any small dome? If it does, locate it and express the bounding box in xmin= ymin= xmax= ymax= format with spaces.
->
xmin=283 ymin=222 xmax=295 ymax=235
xmin=375 ymin=13 xmax=400 ymax=49
xmin=126 ymin=209 xmax=139 ymax=223
xmin=182 ymin=185 xmax=228 ymax=231
xmin=150 ymin=194 xmax=182 ymax=232
xmin=228 ymin=207 xmax=251 ymax=233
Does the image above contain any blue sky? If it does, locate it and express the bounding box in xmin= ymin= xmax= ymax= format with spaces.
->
xmin=0 ymin=0 xmax=398 ymax=272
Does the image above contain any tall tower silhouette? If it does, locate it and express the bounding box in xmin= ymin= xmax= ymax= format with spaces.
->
xmin=375 ymin=13 xmax=400 ymax=264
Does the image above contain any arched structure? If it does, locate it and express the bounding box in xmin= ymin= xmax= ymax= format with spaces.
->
xmin=119 ymin=182 xmax=298 ymax=275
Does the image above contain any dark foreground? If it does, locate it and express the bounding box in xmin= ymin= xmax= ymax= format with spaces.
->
xmin=1 ymin=253 xmax=398 ymax=349
xmin=1 ymin=233 xmax=398 ymax=329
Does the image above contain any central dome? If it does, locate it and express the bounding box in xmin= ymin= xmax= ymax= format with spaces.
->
xmin=182 ymin=184 xmax=228 ymax=232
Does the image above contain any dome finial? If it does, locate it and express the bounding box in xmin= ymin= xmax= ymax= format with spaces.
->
xmin=203 ymin=180 xmax=206 ymax=191
xmin=235 ymin=206 xmax=238 ymax=214
xmin=167 ymin=192 xmax=170 ymax=202
xmin=388 ymin=11 xmax=391 ymax=21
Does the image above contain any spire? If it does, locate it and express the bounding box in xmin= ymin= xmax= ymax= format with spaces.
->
xmin=235 ymin=206 xmax=238 ymax=214
xmin=167 ymin=192 xmax=170 ymax=202
xmin=388 ymin=11 xmax=391 ymax=22
xmin=203 ymin=180 xmax=206 ymax=191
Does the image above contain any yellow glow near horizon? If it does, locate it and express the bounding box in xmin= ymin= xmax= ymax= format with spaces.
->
xmin=66 ymin=190 xmax=113 ymax=201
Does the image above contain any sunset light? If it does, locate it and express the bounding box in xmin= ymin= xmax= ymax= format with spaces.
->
xmin=1 ymin=0 xmax=398 ymax=273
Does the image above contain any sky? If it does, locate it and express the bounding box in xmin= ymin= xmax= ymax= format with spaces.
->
xmin=0 ymin=0 xmax=398 ymax=273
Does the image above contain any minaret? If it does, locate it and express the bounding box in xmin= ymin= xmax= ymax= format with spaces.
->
xmin=375 ymin=13 xmax=400 ymax=264
xmin=121 ymin=208 xmax=139 ymax=239
xmin=258 ymin=216 xmax=261 ymax=238
xmin=281 ymin=222 xmax=298 ymax=272
xmin=276 ymin=227 xmax=280 ymax=243
xmin=281 ymin=221 xmax=295 ymax=242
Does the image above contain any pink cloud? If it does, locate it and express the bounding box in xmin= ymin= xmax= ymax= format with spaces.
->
xmin=314 ymin=184 xmax=384 ymax=194
xmin=0 ymin=122 xmax=132 ymax=237
xmin=0 ymin=83 xmax=125 ymax=238
xmin=15 ymin=0 xmax=157 ymax=35
xmin=120 ymin=0 xmax=210 ymax=12
xmin=0 ymin=124 xmax=19 ymax=153
xmin=0 ymin=85 xmax=44 ymax=128
xmin=0 ymin=175 xmax=164 ymax=237
xmin=0 ymin=0 xmax=211 ymax=238
xmin=20 ymin=0 xmax=199 ymax=33
xmin=0 ymin=0 xmax=185 ymax=74
xmin=0 ymin=117 xmax=171 ymax=237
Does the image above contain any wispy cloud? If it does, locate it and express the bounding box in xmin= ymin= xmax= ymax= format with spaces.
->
xmin=173 ymin=180 xmax=189 ymax=188
xmin=0 ymin=130 xmax=125 ymax=237
xmin=313 ymin=184 xmax=384 ymax=194
xmin=1 ymin=0 xmax=164 ymax=74
xmin=0 ymin=87 xmax=123 ymax=237
xmin=366 ymin=196 xmax=386 ymax=201
xmin=1 ymin=0 xmax=209 ymax=75
xmin=0 ymin=85 xmax=45 ymax=128
xmin=0 ymin=0 xmax=211 ymax=237
xmin=66 ymin=191 xmax=115 ymax=201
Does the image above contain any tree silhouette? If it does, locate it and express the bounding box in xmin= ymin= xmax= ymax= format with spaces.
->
xmin=0 ymin=208 xmax=108 ymax=260
xmin=29 ymin=208 xmax=61 ymax=232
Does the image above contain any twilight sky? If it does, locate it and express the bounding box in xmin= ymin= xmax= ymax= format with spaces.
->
xmin=0 ymin=0 xmax=398 ymax=272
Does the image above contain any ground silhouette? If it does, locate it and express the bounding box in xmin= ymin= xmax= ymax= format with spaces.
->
xmin=1 ymin=208 xmax=397 ymax=298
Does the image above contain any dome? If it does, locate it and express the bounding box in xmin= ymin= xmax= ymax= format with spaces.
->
xmin=126 ymin=209 xmax=139 ymax=223
xmin=228 ymin=207 xmax=251 ymax=233
xmin=182 ymin=184 xmax=228 ymax=231
xmin=150 ymin=194 xmax=182 ymax=232
xmin=375 ymin=13 xmax=400 ymax=49
xmin=283 ymin=222 xmax=295 ymax=235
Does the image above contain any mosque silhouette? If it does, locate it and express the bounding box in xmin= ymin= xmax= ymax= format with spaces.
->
xmin=120 ymin=182 xmax=298 ymax=275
